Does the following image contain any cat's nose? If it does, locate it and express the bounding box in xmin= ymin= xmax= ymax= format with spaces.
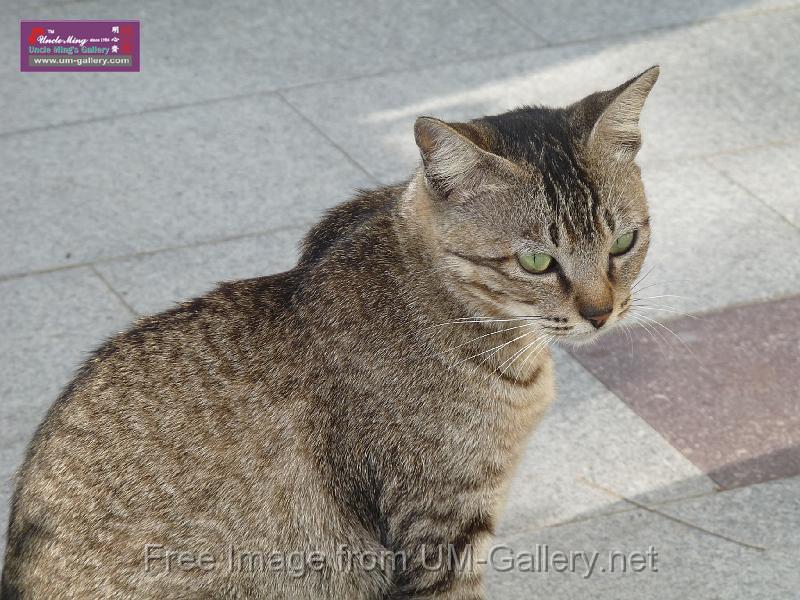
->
xmin=579 ymin=305 xmax=613 ymax=329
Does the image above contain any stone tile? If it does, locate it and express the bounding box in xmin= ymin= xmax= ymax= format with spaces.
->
xmin=2 ymin=0 xmax=540 ymax=134
xmin=499 ymin=348 xmax=714 ymax=534
xmin=494 ymin=0 xmax=796 ymax=43
xmin=708 ymin=142 xmax=800 ymax=228
xmin=95 ymin=227 xmax=306 ymax=315
xmin=487 ymin=507 xmax=799 ymax=599
xmin=635 ymin=160 xmax=800 ymax=315
xmin=284 ymin=8 xmax=800 ymax=182
xmin=654 ymin=475 xmax=800 ymax=551
xmin=572 ymin=295 xmax=800 ymax=490
xmin=0 ymin=94 xmax=371 ymax=278
xmin=0 ymin=269 xmax=133 ymax=543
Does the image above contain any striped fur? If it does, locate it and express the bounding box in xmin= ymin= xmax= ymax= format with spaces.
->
xmin=2 ymin=68 xmax=657 ymax=599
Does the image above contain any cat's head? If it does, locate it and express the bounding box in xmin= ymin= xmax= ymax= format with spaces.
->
xmin=412 ymin=67 xmax=659 ymax=343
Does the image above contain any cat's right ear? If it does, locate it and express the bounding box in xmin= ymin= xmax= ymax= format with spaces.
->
xmin=414 ymin=117 xmax=491 ymax=198
xmin=573 ymin=66 xmax=660 ymax=162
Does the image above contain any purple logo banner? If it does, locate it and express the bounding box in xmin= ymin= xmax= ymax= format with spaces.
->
xmin=21 ymin=20 xmax=140 ymax=72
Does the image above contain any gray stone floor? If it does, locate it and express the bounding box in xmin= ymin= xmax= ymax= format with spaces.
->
xmin=2 ymin=1 xmax=800 ymax=597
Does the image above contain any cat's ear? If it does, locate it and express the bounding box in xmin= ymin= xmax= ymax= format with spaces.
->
xmin=414 ymin=117 xmax=499 ymax=198
xmin=574 ymin=66 xmax=660 ymax=161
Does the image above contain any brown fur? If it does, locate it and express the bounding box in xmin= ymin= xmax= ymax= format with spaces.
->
xmin=2 ymin=67 xmax=658 ymax=599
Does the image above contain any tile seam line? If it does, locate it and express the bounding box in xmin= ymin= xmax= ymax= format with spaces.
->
xmin=5 ymin=222 xmax=800 ymax=310
xmin=631 ymin=287 xmax=800 ymax=324
xmin=487 ymin=0 xmax=553 ymax=45
xmin=16 ymin=0 xmax=96 ymax=10
xmin=640 ymin=137 xmax=800 ymax=167
xmin=10 ymin=0 xmax=797 ymax=50
xmin=567 ymin=291 xmax=800 ymax=493
xmin=89 ymin=264 xmax=139 ymax=318
xmin=0 ymin=222 xmax=312 ymax=284
xmin=275 ymin=91 xmax=380 ymax=185
xmin=498 ymin=2 xmax=800 ymax=48
xmin=0 ymin=35 xmax=547 ymax=140
xmin=705 ymin=159 xmax=800 ymax=232
xmin=498 ymin=504 xmax=640 ymax=539
xmin=497 ymin=483 xmax=730 ymax=539
xmin=577 ymin=476 xmax=767 ymax=552
xmin=0 ymin=88 xmax=282 ymax=140
xmin=560 ymin=352 xmax=721 ymax=494
xmin=4 ymin=4 xmax=799 ymax=138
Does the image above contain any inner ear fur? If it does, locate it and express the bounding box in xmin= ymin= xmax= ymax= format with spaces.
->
xmin=571 ymin=66 xmax=660 ymax=162
xmin=414 ymin=117 xmax=522 ymax=198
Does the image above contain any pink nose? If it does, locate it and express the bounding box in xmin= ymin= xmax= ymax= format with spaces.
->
xmin=579 ymin=306 xmax=612 ymax=329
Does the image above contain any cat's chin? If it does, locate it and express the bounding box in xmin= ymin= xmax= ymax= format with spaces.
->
xmin=552 ymin=327 xmax=614 ymax=347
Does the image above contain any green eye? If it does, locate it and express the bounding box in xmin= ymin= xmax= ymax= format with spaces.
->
xmin=610 ymin=231 xmax=636 ymax=256
xmin=518 ymin=252 xmax=554 ymax=274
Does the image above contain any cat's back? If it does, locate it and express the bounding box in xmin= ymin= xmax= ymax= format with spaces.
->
xmin=19 ymin=268 xmax=308 ymax=477
xmin=2 ymin=185 xmax=411 ymax=597
xmin=3 ymin=270 xmax=318 ymax=594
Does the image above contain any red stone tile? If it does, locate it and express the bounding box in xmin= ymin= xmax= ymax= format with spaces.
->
xmin=571 ymin=295 xmax=800 ymax=490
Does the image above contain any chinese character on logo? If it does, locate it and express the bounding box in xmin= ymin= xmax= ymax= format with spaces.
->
xmin=111 ymin=26 xmax=119 ymax=33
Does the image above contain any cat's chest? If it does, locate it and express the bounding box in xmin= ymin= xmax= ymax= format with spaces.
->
xmin=426 ymin=354 xmax=555 ymax=468
xmin=470 ymin=353 xmax=555 ymax=437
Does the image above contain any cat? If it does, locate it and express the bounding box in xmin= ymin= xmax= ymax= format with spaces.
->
xmin=2 ymin=66 xmax=659 ymax=599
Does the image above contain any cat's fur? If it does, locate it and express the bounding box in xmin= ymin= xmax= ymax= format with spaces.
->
xmin=2 ymin=67 xmax=658 ymax=599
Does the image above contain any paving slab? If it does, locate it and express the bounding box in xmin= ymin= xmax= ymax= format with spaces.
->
xmin=708 ymin=142 xmax=800 ymax=228
xmin=284 ymin=8 xmax=800 ymax=182
xmin=654 ymin=475 xmax=800 ymax=552
xmin=0 ymin=94 xmax=371 ymax=278
xmin=494 ymin=0 xmax=797 ymax=43
xmin=572 ymin=295 xmax=800 ymax=490
xmin=94 ymin=226 xmax=306 ymax=315
xmin=0 ymin=268 xmax=132 ymax=543
xmin=499 ymin=348 xmax=714 ymax=534
xmin=2 ymin=0 xmax=540 ymax=135
xmin=487 ymin=506 xmax=799 ymax=599
xmin=637 ymin=160 xmax=800 ymax=315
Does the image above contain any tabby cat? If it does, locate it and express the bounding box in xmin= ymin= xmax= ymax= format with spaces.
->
xmin=2 ymin=66 xmax=659 ymax=599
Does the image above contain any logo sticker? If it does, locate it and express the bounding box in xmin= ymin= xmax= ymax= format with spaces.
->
xmin=21 ymin=20 xmax=140 ymax=72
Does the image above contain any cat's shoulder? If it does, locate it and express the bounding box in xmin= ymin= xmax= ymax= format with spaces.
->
xmin=298 ymin=183 xmax=405 ymax=266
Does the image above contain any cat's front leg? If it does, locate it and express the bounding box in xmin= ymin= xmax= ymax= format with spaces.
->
xmin=392 ymin=556 xmax=486 ymax=599
xmin=389 ymin=523 xmax=492 ymax=600
xmin=406 ymin=571 xmax=485 ymax=600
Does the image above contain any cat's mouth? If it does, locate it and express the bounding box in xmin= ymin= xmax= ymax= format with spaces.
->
xmin=549 ymin=313 xmax=625 ymax=345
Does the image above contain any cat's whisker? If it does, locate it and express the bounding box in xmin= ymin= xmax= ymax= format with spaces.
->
xmin=633 ymin=279 xmax=699 ymax=295
xmin=427 ymin=316 xmax=547 ymax=330
xmin=491 ymin=338 xmax=547 ymax=383
xmin=631 ymin=264 xmax=657 ymax=291
xmin=632 ymin=297 xmax=699 ymax=312
xmin=452 ymin=317 xmax=548 ymax=324
xmin=450 ymin=328 xmax=539 ymax=371
xmin=627 ymin=312 xmax=670 ymax=356
xmin=514 ymin=334 xmax=553 ymax=375
xmin=628 ymin=314 xmax=666 ymax=353
xmin=634 ymin=311 xmax=674 ymax=349
xmin=488 ymin=340 xmax=537 ymax=382
xmin=433 ymin=322 xmax=538 ymax=357
xmin=631 ymin=303 xmax=701 ymax=320
xmin=635 ymin=293 xmax=694 ymax=301
xmin=618 ymin=319 xmax=636 ymax=355
xmin=632 ymin=310 xmax=700 ymax=362
xmin=493 ymin=334 xmax=549 ymax=378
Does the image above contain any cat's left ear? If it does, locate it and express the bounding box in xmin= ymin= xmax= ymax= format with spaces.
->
xmin=572 ymin=66 xmax=660 ymax=161
xmin=414 ymin=117 xmax=516 ymax=198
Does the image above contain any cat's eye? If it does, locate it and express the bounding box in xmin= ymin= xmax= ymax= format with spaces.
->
xmin=518 ymin=252 xmax=554 ymax=274
xmin=610 ymin=231 xmax=636 ymax=256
